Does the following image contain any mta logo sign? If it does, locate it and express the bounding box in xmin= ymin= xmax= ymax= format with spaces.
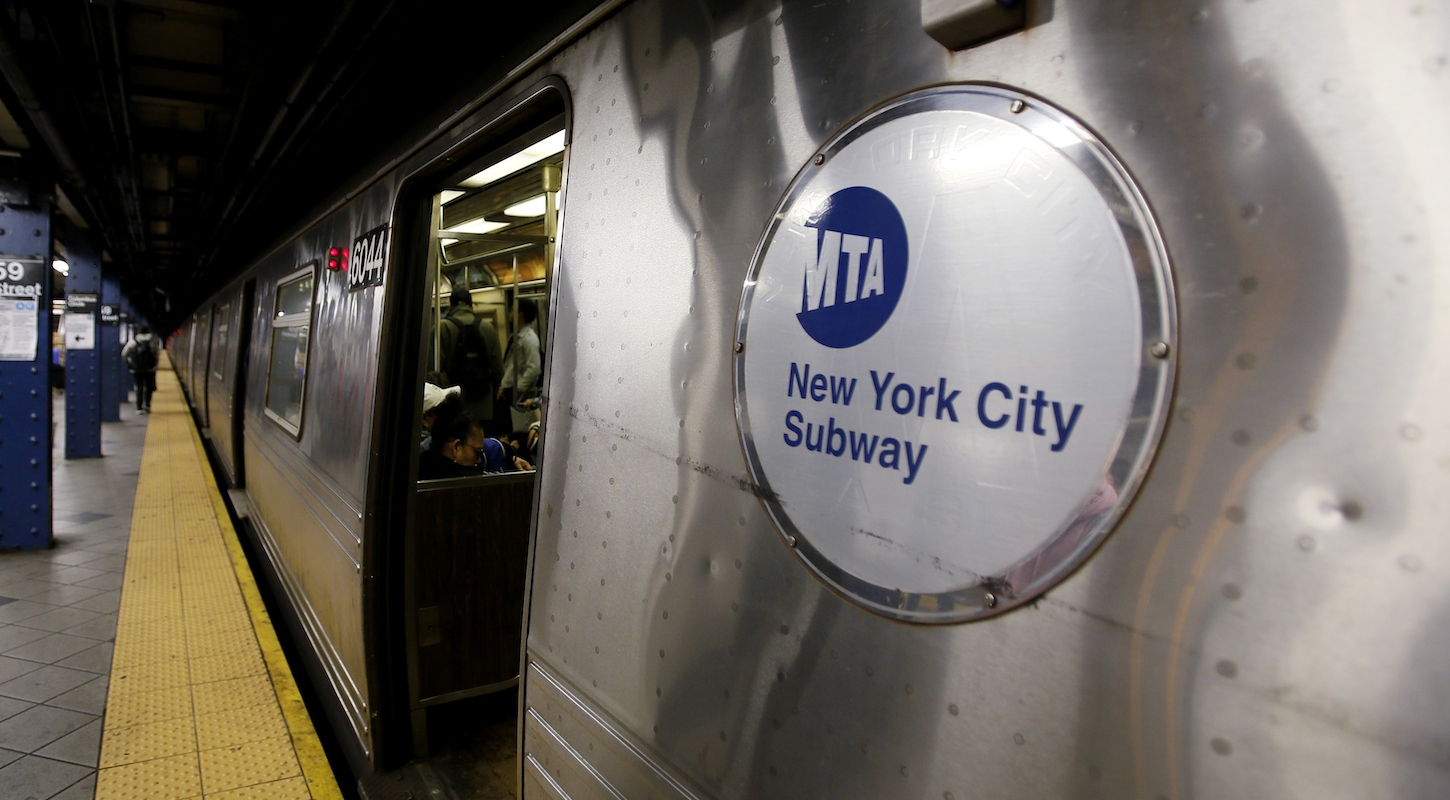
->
xmin=796 ymin=187 xmax=908 ymax=349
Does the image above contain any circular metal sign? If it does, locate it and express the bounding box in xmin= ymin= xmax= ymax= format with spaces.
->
xmin=734 ymin=85 xmax=1176 ymax=623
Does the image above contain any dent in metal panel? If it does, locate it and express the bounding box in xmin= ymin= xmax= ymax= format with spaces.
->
xmin=976 ymin=3 xmax=1450 ymax=799
xmin=527 ymin=1 xmax=1450 ymax=799
xmin=532 ymin=3 xmax=989 ymax=797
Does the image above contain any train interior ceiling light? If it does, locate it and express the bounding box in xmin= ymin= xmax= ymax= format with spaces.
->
xmin=503 ymin=195 xmax=547 ymax=219
xmin=435 ymin=124 xmax=564 ymax=292
xmin=448 ymin=218 xmax=511 ymax=235
xmin=456 ymin=130 xmax=566 ymax=188
xmin=440 ymin=132 xmax=564 ymax=241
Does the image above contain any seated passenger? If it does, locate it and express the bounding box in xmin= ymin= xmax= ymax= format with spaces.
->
xmin=419 ymin=412 xmax=487 ymax=479
xmin=481 ymin=436 xmax=533 ymax=473
xmin=421 ymin=383 xmax=462 ymax=453
xmin=499 ymin=429 xmax=541 ymax=470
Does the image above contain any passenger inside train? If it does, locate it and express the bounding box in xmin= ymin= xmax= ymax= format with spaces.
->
xmin=420 ymin=382 xmax=462 ymax=452
xmin=420 ymin=412 xmax=486 ymax=479
xmin=417 ymin=114 xmax=561 ymax=488
xmin=396 ymin=114 xmax=565 ymax=765
xmin=500 ymin=296 xmax=543 ymax=431
xmin=419 ymin=387 xmax=531 ymax=476
xmin=436 ymin=289 xmax=503 ymax=427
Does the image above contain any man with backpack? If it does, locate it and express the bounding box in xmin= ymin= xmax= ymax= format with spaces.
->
xmin=438 ymin=289 xmax=503 ymax=431
xmin=122 ymin=325 xmax=159 ymax=413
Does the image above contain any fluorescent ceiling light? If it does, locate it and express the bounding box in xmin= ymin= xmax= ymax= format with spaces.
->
xmin=440 ymin=190 xmax=465 ymax=204
xmin=52 ymin=260 xmax=68 ymax=275
xmin=448 ymin=218 xmax=509 ymax=235
xmin=503 ymin=195 xmax=547 ymax=218
xmin=458 ymin=130 xmax=565 ymax=188
xmin=440 ymin=238 xmax=459 ymax=246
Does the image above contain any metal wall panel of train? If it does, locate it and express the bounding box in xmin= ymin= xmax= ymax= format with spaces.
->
xmin=237 ymin=185 xmax=396 ymax=757
xmin=525 ymin=2 xmax=1450 ymax=800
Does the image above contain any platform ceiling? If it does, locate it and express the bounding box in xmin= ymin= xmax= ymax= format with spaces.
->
xmin=0 ymin=0 xmax=598 ymax=327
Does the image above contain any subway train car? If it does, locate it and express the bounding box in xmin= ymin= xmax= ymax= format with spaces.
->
xmin=171 ymin=1 xmax=1450 ymax=798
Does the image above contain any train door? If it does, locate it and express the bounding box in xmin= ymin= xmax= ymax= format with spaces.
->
xmin=180 ymin=320 xmax=195 ymax=392
xmin=191 ymin=306 xmax=211 ymax=416
xmin=204 ymin=299 xmax=234 ymax=477
xmin=200 ymin=302 xmax=226 ymax=433
xmin=393 ymin=98 xmax=566 ymax=775
xmin=229 ymin=279 xmax=254 ymax=485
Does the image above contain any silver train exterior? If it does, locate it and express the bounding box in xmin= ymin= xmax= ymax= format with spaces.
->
xmin=171 ymin=1 xmax=1450 ymax=798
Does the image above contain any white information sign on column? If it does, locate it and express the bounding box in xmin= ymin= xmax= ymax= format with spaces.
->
xmin=65 ymin=292 xmax=99 ymax=350
xmin=0 ymin=258 xmax=44 ymax=362
xmin=0 ymin=300 xmax=39 ymax=360
xmin=734 ymin=86 xmax=1177 ymax=623
xmin=65 ymin=313 xmax=96 ymax=350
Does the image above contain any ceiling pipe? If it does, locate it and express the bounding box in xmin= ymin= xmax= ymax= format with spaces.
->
xmin=99 ymin=1 xmax=147 ymax=251
xmin=188 ymin=2 xmax=360 ymax=297
xmin=220 ymin=0 xmax=396 ymax=238
xmin=210 ymin=0 xmax=358 ymax=229
xmin=83 ymin=1 xmax=145 ymax=253
xmin=0 ymin=11 xmax=110 ymax=233
xmin=196 ymin=1 xmax=398 ymax=286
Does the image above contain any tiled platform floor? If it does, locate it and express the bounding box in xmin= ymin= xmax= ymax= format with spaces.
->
xmin=0 ymin=391 xmax=148 ymax=799
xmin=91 ymin=367 xmax=340 ymax=799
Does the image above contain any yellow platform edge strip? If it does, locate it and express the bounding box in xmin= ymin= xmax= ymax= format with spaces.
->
xmin=178 ymin=368 xmax=345 ymax=800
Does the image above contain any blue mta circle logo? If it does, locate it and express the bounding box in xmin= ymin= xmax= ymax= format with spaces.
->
xmin=796 ymin=186 xmax=908 ymax=349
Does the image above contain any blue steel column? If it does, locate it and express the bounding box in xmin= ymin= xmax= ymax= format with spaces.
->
xmin=0 ymin=190 xmax=52 ymax=550
xmin=63 ymin=239 xmax=101 ymax=458
xmin=100 ymin=274 xmax=122 ymax=421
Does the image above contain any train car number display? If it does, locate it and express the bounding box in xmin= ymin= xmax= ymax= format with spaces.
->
xmin=349 ymin=224 xmax=388 ymax=290
xmin=734 ymin=85 xmax=1177 ymax=623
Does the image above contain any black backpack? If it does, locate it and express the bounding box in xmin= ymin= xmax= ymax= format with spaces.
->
xmin=444 ymin=318 xmax=490 ymax=401
xmin=128 ymin=339 xmax=158 ymax=372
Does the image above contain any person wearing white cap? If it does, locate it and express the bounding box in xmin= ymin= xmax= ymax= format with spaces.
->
xmin=421 ymin=383 xmax=462 ymax=453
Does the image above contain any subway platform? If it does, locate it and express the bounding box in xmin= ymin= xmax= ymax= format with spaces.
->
xmin=0 ymin=367 xmax=341 ymax=799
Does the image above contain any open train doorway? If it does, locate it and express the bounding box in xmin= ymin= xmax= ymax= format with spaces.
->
xmin=389 ymin=91 xmax=567 ymax=797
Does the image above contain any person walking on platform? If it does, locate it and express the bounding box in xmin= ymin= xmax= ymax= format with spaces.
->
xmin=122 ymin=325 xmax=159 ymax=413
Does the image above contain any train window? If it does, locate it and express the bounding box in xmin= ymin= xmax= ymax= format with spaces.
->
xmin=264 ymin=264 xmax=316 ymax=436
xmin=421 ymin=116 xmax=563 ymax=478
xmin=210 ymin=302 xmax=230 ymax=381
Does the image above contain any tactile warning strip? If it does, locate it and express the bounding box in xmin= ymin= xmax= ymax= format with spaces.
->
xmin=96 ymin=364 xmax=342 ymax=800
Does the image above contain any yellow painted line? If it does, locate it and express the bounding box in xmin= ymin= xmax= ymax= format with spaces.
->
xmin=182 ymin=382 xmax=345 ymax=800
xmin=97 ymin=363 xmax=342 ymax=800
